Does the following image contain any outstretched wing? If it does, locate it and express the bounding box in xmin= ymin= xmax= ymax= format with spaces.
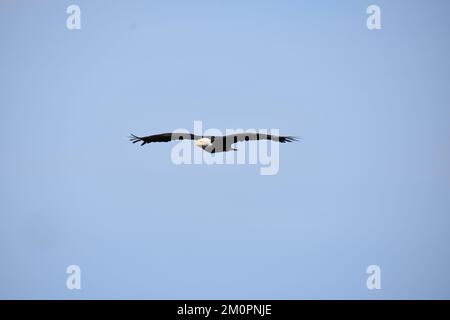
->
xmin=129 ymin=132 xmax=201 ymax=146
xmin=223 ymin=133 xmax=299 ymax=146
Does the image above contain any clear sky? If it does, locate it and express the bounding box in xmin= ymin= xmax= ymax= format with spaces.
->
xmin=1 ymin=0 xmax=449 ymax=299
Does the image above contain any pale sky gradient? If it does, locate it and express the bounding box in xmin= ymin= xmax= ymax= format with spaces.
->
xmin=1 ymin=0 xmax=449 ymax=299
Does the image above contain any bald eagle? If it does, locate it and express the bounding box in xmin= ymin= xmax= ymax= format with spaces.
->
xmin=129 ymin=132 xmax=298 ymax=153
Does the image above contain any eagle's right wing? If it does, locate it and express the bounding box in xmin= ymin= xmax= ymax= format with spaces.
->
xmin=129 ymin=132 xmax=201 ymax=146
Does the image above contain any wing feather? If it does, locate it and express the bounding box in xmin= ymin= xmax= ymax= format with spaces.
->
xmin=224 ymin=133 xmax=299 ymax=145
xmin=129 ymin=132 xmax=200 ymax=146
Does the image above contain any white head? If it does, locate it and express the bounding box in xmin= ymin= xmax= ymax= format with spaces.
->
xmin=195 ymin=138 xmax=212 ymax=148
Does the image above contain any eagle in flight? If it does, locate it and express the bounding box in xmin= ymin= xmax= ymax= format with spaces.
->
xmin=129 ymin=132 xmax=298 ymax=153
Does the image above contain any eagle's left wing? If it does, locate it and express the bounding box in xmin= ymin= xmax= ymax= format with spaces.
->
xmin=223 ymin=133 xmax=299 ymax=145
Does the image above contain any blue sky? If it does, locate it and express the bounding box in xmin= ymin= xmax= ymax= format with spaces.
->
xmin=1 ymin=0 xmax=449 ymax=299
